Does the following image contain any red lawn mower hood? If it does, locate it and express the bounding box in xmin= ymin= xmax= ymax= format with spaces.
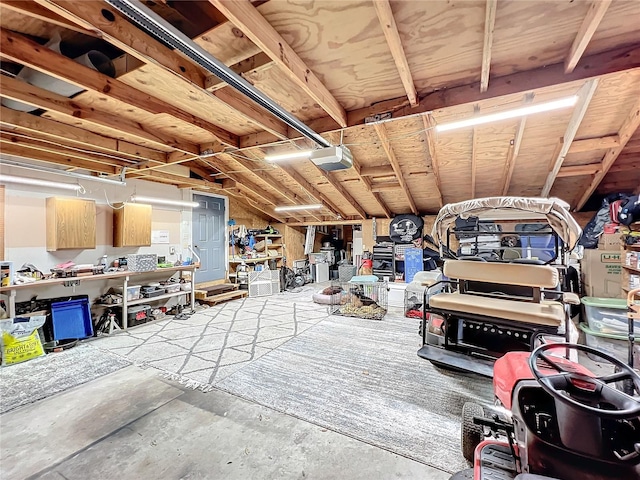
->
xmin=494 ymin=351 xmax=595 ymax=409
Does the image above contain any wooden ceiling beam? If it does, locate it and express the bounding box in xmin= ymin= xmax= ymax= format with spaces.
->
xmin=239 ymin=44 xmax=640 ymax=149
xmin=501 ymin=116 xmax=527 ymax=196
xmin=0 ymin=131 xmax=132 ymax=169
xmin=221 ymin=150 xmax=323 ymax=221
xmin=360 ymin=165 xmax=396 ymax=177
xmin=271 ymin=163 xmax=346 ymax=219
xmin=0 ymin=29 xmax=239 ymax=149
xmin=210 ymin=0 xmax=347 ymax=128
xmin=576 ymin=96 xmax=640 ymax=210
xmin=374 ymin=123 xmax=418 ymax=215
xmin=371 ymin=182 xmax=401 ymax=193
xmin=205 ymin=52 xmax=273 ymax=92
xmin=232 ymin=194 xmax=287 ymax=224
xmin=480 ymin=0 xmax=498 ymax=93
xmin=0 ymin=106 xmax=167 ymax=165
xmin=556 ymin=164 xmax=601 ymax=178
xmin=0 ymin=140 xmax=118 ymax=175
xmin=350 ymin=156 xmax=392 ymax=218
xmin=128 ymin=170 xmax=223 ymax=190
xmin=541 ymin=78 xmax=599 ymax=197
xmin=422 ymin=115 xmax=444 ymax=207
xmin=373 ymin=0 xmax=418 ymax=107
xmin=568 ymin=135 xmax=620 ymax=153
xmin=1 ymin=0 xmax=97 ymax=36
xmin=34 ymin=1 xmax=285 ymax=144
xmin=565 ymin=0 xmax=612 ymax=74
xmin=0 ymin=75 xmax=197 ymax=155
xmin=311 ymin=165 xmax=367 ymax=219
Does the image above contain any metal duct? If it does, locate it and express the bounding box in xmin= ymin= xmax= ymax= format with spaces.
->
xmin=1 ymin=33 xmax=116 ymax=112
xmin=105 ymin=0 xmax=332 ymax=149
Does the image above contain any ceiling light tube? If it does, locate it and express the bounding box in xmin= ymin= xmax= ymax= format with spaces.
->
xmin=0 ymin=174 xmax=82 ymax=191
xmin=435 ymin=96 xmax=578 ymax=133
xmin=1 ymin=158 xmax=126 ymax=186
xmin=264 ymin=150 xmax=313 ymax=162
xmin=131 ymin=195 xmax=199 ymax=208
xmin=274 ymin=204 xmax=323 ymax=212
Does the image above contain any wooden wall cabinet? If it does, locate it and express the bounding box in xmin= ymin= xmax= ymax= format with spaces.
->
xmin=113 ymin=203 xmax=152 ymax=247
xmin=46 ymin=197 xmax=97 ymax=251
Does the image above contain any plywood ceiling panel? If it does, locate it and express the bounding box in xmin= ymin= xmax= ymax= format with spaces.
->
xmin=586 ymin=0 xmax=640 ymax=56
xmin=258 ymin=0 xmax=406 ymax=111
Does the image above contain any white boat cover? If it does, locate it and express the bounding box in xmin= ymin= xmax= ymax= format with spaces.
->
xmin=431 ymin=197 xmax=582 ymax=249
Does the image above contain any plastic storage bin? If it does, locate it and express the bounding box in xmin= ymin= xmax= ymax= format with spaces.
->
xmin=50 ymin=298 xmax=93 ymax=340
xmin=114 ymin=285 xmax=141 ymax=301
xmin=581 ymin=296 xmax=637 ymax=335
xmin=164 ymin=283 xmax=181 ymax=294
xmin=579 ymin=323 xmax=638 ymax=367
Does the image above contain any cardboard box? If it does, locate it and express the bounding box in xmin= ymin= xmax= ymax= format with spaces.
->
xmin=598 ymin=233 xmax=622 ymax=250
xmin=581 ymin=250 xmax=622 ymax=299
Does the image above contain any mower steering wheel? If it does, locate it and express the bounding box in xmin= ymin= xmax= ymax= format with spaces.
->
xmin=529 ymin=343 xmax=640 ymax=419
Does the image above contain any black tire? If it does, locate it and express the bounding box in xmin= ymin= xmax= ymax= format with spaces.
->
xmin=461 ymin=402 xmax=485 ymax=463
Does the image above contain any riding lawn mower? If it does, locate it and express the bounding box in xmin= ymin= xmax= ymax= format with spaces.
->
xmin=451 ymin=288 xmax=640 ymax=480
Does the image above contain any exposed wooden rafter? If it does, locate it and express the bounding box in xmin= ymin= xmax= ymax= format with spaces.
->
xmin=421 ymin=115 xmax=444 ymax=207
xmin=1 ymin=0 xmax=96 ymax=36
xmin=350 ymin=155 xmax=392 ymax=218
xmin=576 ymin=95 xmax=640 ymax=210
xmin=568 ymin=135 xmax=620 ymax=153
xmin=34 ymin=1 xmax=289 ymax=142
xmin=0 ymin=75 xmax=198 ymax=155
xmin=373 ymin=0 xmax=418 ymax=107
xmin=565 ymin=0 xmax=612 ymax=74
xmin=205 ymin=52 xmax=273 ymax=92
xmin=541 ymin=79 xmax=599 ymax=196
xmin=556 ymin=164 xmax=600 ymax=178
xmin=0 ymin=30 xmax=240 ymax=148
xmin=480 ymin=0 xmax=498 ymax=93
xmin=373 ymin=123 xmax=419 ymax=215
xmin=210 ymin=0 xmax=347 ymax=128
xmin=240 ymin=45 xmax=640 ymax=150
xmin=501 ymin=116 xmax=527 ymax=196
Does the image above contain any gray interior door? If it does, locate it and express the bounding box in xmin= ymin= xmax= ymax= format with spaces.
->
xmin=192 ymin=195 xmax=225 ymax=283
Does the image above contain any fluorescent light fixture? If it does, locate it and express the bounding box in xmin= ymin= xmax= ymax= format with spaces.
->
xmin=264 ymin=150 xmax=313 ymax=162
xmin=435 ymin=96 xmax=578 ymax=133
xmin=131 ymin=195 xmax=199 ymax=208
xmin=0 ymin=174 xmax=82 ymax=191
xmin=274 ymin=204 xmax=323 ymax=212
xmin=1 ymin=158 xmax=126 ymax=186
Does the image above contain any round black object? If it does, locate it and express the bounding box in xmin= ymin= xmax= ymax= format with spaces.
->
xmin=293 ymin=274 xmax=306 ymax=288
xmin=389 ymin=214 xmax=424 ymax=243
xmin=461 ymin=402 xmax=485 ymax=463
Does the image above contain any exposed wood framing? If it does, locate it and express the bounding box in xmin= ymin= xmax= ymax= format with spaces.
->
xmin=128 ymin=170 xmax=223 ymax=190
xmin=0 ymin=30 xmax=238 ymax=149
xmin=210 ymin=0 xmax=347 ymax=127
xmin=360 ymin=165 xmax=395 ymax=177
xmin=541 ymin=79 xmax=599 ymax=196
xmin=271 ymin=163 xmax=346 ymax=219
xmin=371 ymin=182 xmax=401 ymax=192
xmin=1 ymin=0 xmax=96 ymax=36
xmin=422 ymin=115 xmax=444 ymax=207
xmin=35 ymin=1 xmax=285 ymax=142
xmin=312 ymin=165 xmax=367 ymax=219
xmin=373 ymin=123 xmax=418 ymax=215
xmin=557 ymin=164 xmax=600 ymax=177
xmin=223 ymin=150 xmax=324 ymax=221
xmin=471 ymin=127 xmax=478 ymax=198
xmin=480 ymin=0 xmax=498 ymax=93
xmin=232 ymin=194 xmax=287 ymax=224
xmin=0 ymin=106 xmax=167 ymax=165
xmin=373 ymin=0 xmax=418 ymax=106
xmin=205 ymin=52 xmax=273 ymax=91
xmin=565 ymin=0 xmax=612 ymax=74
xmin=576 ymin=96 xmax=640 ymax=210
xmin=0 ymin=75 xmax=197 ymax=155
xmin=0 ymin=139 xmax=118 ymax=175
xmin=501 ymin=116 xmax=527 ymax=196
xmin=239 ymin=45 xmax=640 ymax=149
xmin=568 ymin=135 xmax=620 ymax=153
xmin=350 ymin=155 xmax=392 ymax=218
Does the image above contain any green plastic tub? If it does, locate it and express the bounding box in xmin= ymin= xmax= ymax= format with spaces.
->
xmin=580 ymin=296 xmax=637 ymax=336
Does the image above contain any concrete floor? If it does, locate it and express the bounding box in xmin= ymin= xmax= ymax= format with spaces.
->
xmin=1 ymin=365 xmax=451 ymax=480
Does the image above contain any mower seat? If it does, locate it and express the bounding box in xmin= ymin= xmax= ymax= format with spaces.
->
xmin=429 ymin=293 xmax=564 ymax=326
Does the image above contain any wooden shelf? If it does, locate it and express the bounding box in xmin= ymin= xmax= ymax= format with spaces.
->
xmin=623 ymin=265 xmax=640 ymax=274
xmin=254 ymin=234 xmax=282 ymax=238
xmin=229 ymin=256 xmax=282 ymax=264
xmin=626 ymin=244 xmax=640 ymax=251
xmin=98 ymin=290 xmax=189 ymax=307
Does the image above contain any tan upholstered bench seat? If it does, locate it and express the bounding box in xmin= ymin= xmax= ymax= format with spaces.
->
xmin=429 ymin=292 xmax=564 ymax=327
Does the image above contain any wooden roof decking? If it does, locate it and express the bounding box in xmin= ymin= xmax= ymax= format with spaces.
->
xmin=0 ymin=0 xmax=639 ymax=222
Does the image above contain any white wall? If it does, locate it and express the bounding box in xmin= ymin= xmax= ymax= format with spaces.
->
xmin=1 ymin=163 xmax=205 ymax=304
